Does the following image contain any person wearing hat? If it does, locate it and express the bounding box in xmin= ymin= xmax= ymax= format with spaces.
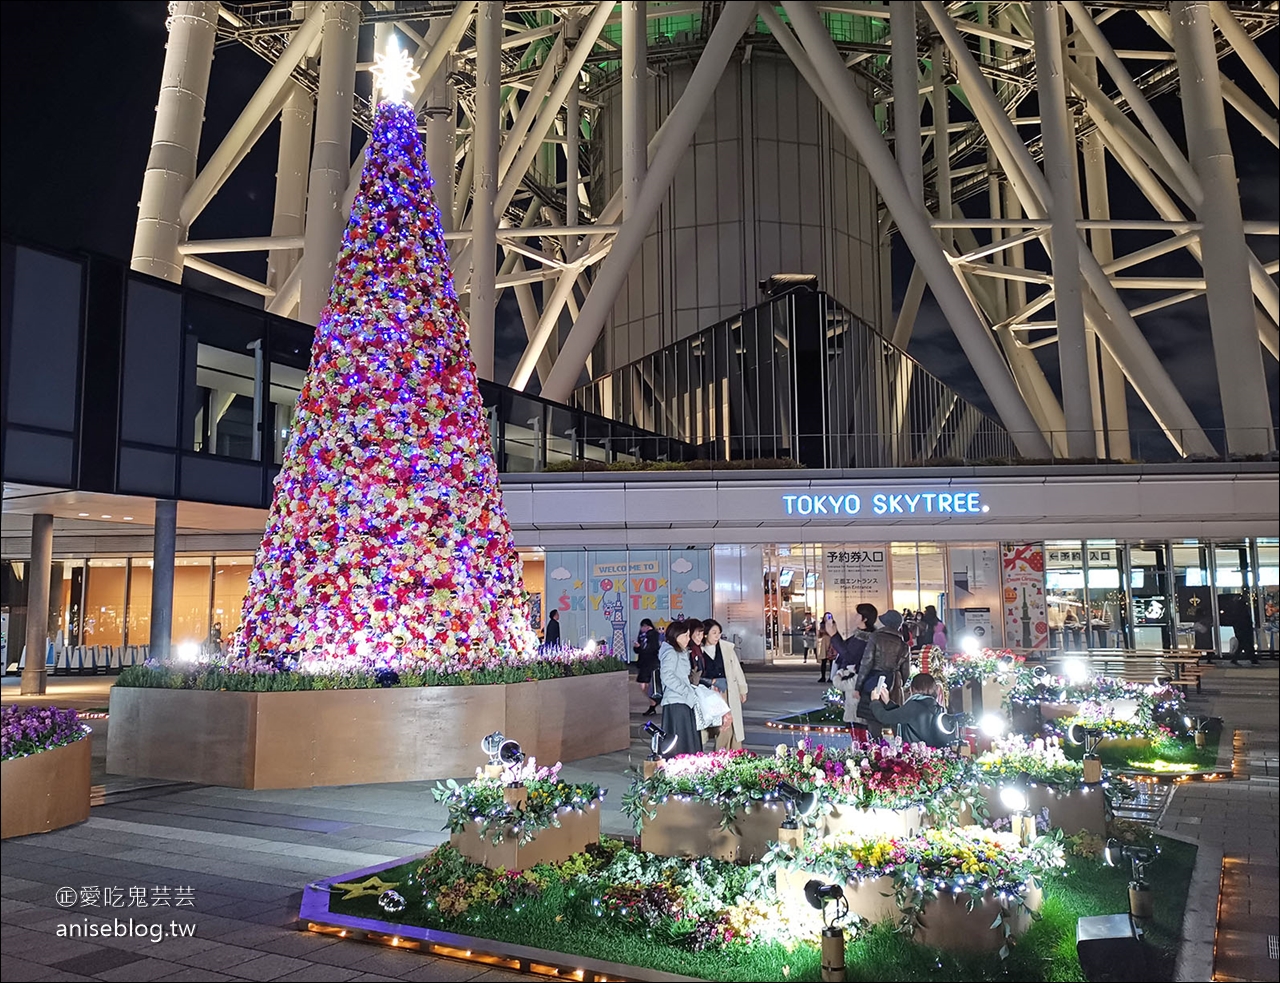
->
xmin=853 ymin=609 xmax=912 ymax=730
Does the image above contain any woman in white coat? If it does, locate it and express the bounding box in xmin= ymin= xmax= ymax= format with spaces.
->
xmin=701 ymin=619 xmax=748 ymax=750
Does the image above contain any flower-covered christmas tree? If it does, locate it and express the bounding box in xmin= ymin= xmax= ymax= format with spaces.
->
xmin=236 ymin=41 xmax=538 ymax=671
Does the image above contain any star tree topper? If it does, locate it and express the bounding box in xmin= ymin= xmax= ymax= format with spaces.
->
xmin=370 ymin=35 xmax=420 ymax=104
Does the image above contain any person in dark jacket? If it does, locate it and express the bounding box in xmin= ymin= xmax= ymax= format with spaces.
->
xmin=868 ymin=672 xmax=951 ymax=747
xmin=854 ymin=610 xmax=912 ymax=728
xmin=826 ymin=604 xmax=878 ymax=675
xmin=544 ymin=610 xmax=562 ymax=648
xmin=633 ymin=618 xmax=662 ymax=716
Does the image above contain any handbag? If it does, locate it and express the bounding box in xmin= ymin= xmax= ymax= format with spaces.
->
xmin=692 ymin=685 xmax=731 ymax=731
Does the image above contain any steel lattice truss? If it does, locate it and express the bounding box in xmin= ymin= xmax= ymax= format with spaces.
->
xmin=134 ymin=1 xmax=1280 ymax=460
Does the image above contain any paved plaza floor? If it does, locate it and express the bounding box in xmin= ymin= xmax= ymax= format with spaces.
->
xmin=2 ymin=664 xmax=1276 ymax=982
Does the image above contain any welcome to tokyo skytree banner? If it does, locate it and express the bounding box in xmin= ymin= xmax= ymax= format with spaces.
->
xmin=543 ymin=549 xmax=713 ymax=657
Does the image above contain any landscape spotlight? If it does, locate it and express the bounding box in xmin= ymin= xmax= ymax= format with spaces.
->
xmin=960 ymin=635 xmax=980 ymax=655
xmin=1104 ymin=838 xmax=1159 ymax=920
xmin=804 ymin=878 xmax=849 ymax=983
xmin=643 ymin=720 xmax=678 ymax=760
xmin=1063 ymin=658 xmax=1090 ymax=684
xmin=481 ymin=731 xmax=524 ymax=769
xmin=775 ymin=780 xmax=820 ymax=829
xmin=979 ymin=713 xmax=1007 ymax=738
xmin=1066 ymin=722 xmax=1105 ymax=783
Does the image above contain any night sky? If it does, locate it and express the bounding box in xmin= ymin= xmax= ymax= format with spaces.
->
xmin=2 ymin=3 xmax=1276 ymax=453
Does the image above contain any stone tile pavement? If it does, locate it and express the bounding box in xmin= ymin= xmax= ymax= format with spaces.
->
xmin=1 ymin=670 xmax=835 ymax=982
xmin=9 ymin=666 xmax=1274 ymax=981
xmin=1158 ymin=665 xmax=1280 ymax=982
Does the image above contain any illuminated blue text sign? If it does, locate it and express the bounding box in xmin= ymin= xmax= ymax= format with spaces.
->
xmin=781 ymin=490 xmax=989 ymax=517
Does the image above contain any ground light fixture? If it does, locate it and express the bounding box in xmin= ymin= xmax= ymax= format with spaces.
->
xmin=979 ymin=713 xmax=1007 ymax=738
xmin=933 ymin=709 xmax=967 ymax=748
xmin=175 ymin=642 xmax=201 ymax=664
xmin=960 ymin=634 xmax=980 ymax=655
xmin=1063 ymin=657 xmax=1090 ymax=684
xmin=1066 ymin=722 xmax=1106 ymax=784
xmin=643 ymin=721 xmax=677 ymax=760
xmin=999 ymin=779 xmax=1036 ymax=845
xmin=1185 ymin=714 xmax=1211 ymax=749
xmin=1104 ymin=837 xmax=1159 ymax=920
xmin=480 ymin=731 xmax=524 ymax=778
xmin=803 ymin=878 xmax=849 ymax=983
xmin=774 ymin=780 xmax=820 ymax=849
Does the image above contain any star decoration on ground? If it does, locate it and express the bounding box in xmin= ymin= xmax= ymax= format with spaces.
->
xmin=370 ymin=36 xmax=419 ymax=104
xmin=331 ymin=876 xmax=400 ymax=901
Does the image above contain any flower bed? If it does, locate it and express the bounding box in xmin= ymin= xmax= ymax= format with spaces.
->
xmin=622 ymin=742 xmax=976 ymax=861
xmin=107 ymin=671 xmax=630 ymax=789
xmin=769 ymin=826 xmax=1063 ymax=955
xmin=937 ymin=649 xmax=1022 ymax=688
xmin=311 ymin=834 xmax=1197 ymax=981
xmin=976 ymin=736 xmax=1107 ymax=837
xmin=1 ymin=706 xmax=93 ymax=839
xmin=433 ymin=761 xmax=604 ymax=869
xmin=624 ymin=742 xmax=975 ymax=830
xmin=115 ymin=644 xmax=624 ymax=691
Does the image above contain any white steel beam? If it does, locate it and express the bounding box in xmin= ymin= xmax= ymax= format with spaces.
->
xmin=892 ymin=3 xmax=923 ymax=207
xmin=1172 ymin=1 xmax=1275 ymax=455
xmin=922 ymin=0 xmax=1214 ymax=458
xmin=779 ymin=1 xmax=1050 ymax=458
xmin=540 ymin=2 xmax=760 ymax=404
xmin=299 ymin=1 xmax=360 ymax=324
xmin=131 ymin=1 xmax=220 ymax=282
xmin=181 ymin=4 xmax=327 ymax=230
xmin=622 ymin=2 xmax=648 ymax=217
xmin=1080 ymin=56 xmax=1130 ymax=459
xmin=181 ymin=236 xmax=307 ymax=254
xmin=1032 ymin=1 xmax=1093 ymax=458
xmin=469 ymin=1 xmax=502 ymax=380
xmin=184 ymin=256 xmax=276 ymax=298
xmin=267 ymin=79 xmax=314 ymax=297
xmin=422 ymin=18 xmax=458 ymax=233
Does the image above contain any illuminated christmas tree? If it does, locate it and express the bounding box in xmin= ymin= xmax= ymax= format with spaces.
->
xmin=237 ymin=41 xmax=538 ymax=671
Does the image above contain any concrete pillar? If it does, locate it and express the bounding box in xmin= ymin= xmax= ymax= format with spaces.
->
xmin=621 ymin=1 xmax=648 ymax=217
xmin=130 ymin=0 xmax=220 ymax=282
xmin=422 ymin=20 xmax=458 ymax=232
xmin=299 ymin=1 xmax=360 ymax=324
xmin=267 ymin=82 xmax=314 ymax=295
xmin=1172 ymin=1 xmax=1275 ymax=455
xmin=150 ymin=501 xmax=178 ymax=661
xmin=469 ymin=1 xmax=503 ymax=380
xmin=20 ymin=514 xmax=54 ymax=695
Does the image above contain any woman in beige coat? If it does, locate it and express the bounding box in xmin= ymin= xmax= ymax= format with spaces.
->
xmin=702 ymin=620 xmax=748 ymax=750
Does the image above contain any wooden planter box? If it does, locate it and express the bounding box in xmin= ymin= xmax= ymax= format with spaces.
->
xmin=106 ymin=671 xmax=629 ymax=789
xmin=639 ymin=799 xmax=930 ymax=863
xmin=776 ymin=866 xmax=1040 ymax=954
xmin=958 ymin=679 xmax=1011 ymax=717
xmin=2 ymin=738 xmax=92 ymax=839
xmin=451 ymin=800 xmax=601 ymax=870
xmin=980 ymin=782 xmax=1107 ymax=838
xmin=822 ymin=803 xmax=925 ymax=839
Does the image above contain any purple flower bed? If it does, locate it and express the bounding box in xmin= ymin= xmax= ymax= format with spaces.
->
xmin=1 ymin=705 xmax=90 ymax=761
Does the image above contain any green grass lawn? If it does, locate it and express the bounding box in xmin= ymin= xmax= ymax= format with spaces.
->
xmin=1062 ymin=733 xmax=1222 ymax=774
xmin=329 ymin=837 xmax=1195 ymax=982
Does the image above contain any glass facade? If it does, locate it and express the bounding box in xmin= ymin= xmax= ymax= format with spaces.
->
xmin=1 ymin=239 xmax=698 ymax=516
xmin=2 ymin=537 xmax=1275 ymax=668
xmin=573 ymin=290 xmax=1017 ymax=467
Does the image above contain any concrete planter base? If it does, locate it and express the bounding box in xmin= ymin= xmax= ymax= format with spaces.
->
xmin=451 ymin=801 xmax=601 ymax=870
xmin=981 ymin=782 xmax=1107 ymax=838
xmin=777 ymin=866 xmax=1041 ymax=953
xmin=107 ymin=672 xmax=629 ymax=789
xmin=639 ymin=799 xmax=932 ymax=863
xmin=1 ymin=739 xmax=92 ymax=839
